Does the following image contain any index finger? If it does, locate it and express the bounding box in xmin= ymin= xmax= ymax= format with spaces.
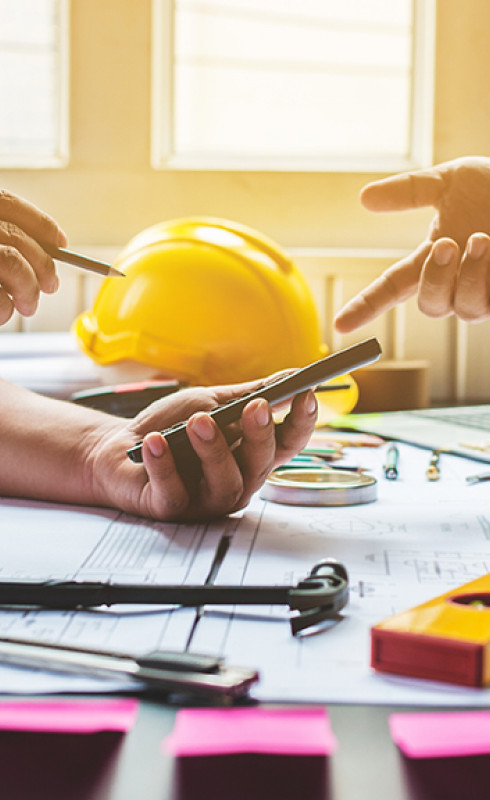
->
xmin=0 ymin=246 xmax=40 ymax=316
xmin=361 ymin=169 xmax=445 ymax=212
xmin=186 ymin=413 xmax=245 ymax=517
xmin=234 ymin=397 xmax=276 ymax=500
xmin=0 ymin=190 xmax=67 ymax=247
xmin=334 ymin=241 xmax=432 ymax=333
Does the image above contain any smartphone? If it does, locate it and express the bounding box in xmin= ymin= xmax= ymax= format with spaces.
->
xmin=126 ymin=336 xmax=382 ymax=478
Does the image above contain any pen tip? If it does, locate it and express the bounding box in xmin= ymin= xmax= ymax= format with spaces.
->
xmin=108 ymin=266 xmax=125 ymax=277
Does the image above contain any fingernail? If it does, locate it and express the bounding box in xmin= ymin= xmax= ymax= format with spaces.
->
xmin=146 ymin=433 xmax=164 ymax=457
xmin=57 ymin=228 xmax=68 ymax=247
xmin=467 ymin=235 xmax=487 ymax=260
xmin=433 ymin=240 xmax=455 ymax=266
xmin=254 ymin=399 xmax=271 ymax=427
xmin=189 ymin=413 xmax=215 ymax=441
xmin=48 ymin=274 xmax=59 ymax=293
xmin=305 ymin=390 xmax=317 ymax=415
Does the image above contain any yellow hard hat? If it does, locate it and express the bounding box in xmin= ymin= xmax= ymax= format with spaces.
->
xmin=73 ymin=217 xmax=357 ymax=413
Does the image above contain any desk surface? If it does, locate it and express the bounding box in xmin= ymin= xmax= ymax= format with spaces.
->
xmin=115 ymin=700 xmax=490 ymax=800
xmin=1 ymin=336 xmax=488 ymax=799
xmin=1 ymin=697 xmax=479 ymax=800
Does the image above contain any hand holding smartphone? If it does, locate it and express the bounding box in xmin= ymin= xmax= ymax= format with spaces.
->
xmin=126 ymin=337 xmax=382 ymax=479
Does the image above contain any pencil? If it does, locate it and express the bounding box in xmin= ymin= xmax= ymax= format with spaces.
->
xmin=38 ymin=240 xmax=124 ymax=278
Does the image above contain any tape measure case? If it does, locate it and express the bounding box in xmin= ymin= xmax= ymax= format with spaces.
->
xmin=371 ymin=573 xmax=490 ymax=687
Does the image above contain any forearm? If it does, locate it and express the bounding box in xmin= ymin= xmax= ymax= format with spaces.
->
xmin=0 ymin=377 xmax=317 ymax=522
xmin=0 ymin=379 xmax=118 ymax=504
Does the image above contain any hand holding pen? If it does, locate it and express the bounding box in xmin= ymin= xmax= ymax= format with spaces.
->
xmin=0 ymin=188 xmax=121 ymax=327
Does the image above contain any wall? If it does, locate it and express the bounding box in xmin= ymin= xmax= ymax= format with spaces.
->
xmin=1 ymin=0 xmax=490 ymax=403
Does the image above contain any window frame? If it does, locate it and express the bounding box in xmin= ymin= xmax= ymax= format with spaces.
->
xmin=151 ymin=0 xmax=436 ymax=173
xmin=0 ymin=0 xmax=70 ymax=169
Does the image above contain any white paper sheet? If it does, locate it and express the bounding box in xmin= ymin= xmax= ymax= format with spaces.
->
xmin=0 ymin=332 xmax=102 ymax=398
xmin=1 ymin=442 xmax=490 ymax=704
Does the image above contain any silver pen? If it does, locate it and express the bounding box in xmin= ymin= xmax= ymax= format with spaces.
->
xmin=384 ymin=444 xmax=399 ymax=480
xmin=0 ymin=636 xmax=258 ymax=700
xmin=426 ymin=449 xmax=441 ymax=481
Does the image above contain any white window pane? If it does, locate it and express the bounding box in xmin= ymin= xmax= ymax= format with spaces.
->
xmin=175 ymin=67 xmax=410 ymax=158
xmin=0 ymin=0 xmax=67 ymax=166
xmin=177 ymin=0 xmax=412 ymax=27
xmin=153 ymin=0 xmax=434 ymax=170
xmin=0 ymin=0 xmax=57 ymax=44
xmin=176 ymin=9 xmax=411 ymax=69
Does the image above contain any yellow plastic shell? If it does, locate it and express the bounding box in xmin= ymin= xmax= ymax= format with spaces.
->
xmin=73 ymin=217 xmax=357 ymax=413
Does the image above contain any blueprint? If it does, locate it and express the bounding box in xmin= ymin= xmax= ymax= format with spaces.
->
xmin=1 ymin=442 xmax=490 ymax=704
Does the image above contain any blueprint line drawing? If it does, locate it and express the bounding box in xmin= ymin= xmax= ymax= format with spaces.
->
xmin=1 ymin=442 xmax=490 ymax=704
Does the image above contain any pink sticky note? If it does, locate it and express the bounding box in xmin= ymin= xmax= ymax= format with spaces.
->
xmin=163 ymin=706 xmax=337 ymax=757
xmin=0 ymin=699 xmax=139 ymax=734
xmin=390 ymin=711 xmax=490 ymax=759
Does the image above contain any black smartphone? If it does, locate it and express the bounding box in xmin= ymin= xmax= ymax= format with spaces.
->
xmin=126 ymin=336 xmax=382 ymax=478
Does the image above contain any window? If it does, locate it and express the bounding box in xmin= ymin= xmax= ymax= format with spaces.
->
xmin=152 ymin=0 xmax=435 ymax=171
xmin=0 ymin=0 xmax=69 ymax=167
